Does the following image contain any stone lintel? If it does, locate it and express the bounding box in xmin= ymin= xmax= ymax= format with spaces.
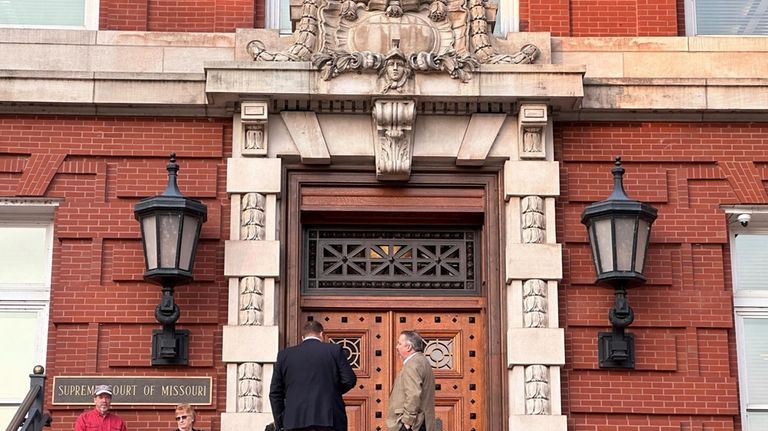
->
xmin=0 ymin=70 xmax=210 ymax=114
xmin=221 ymin=325 xmax=279 ymax=362
xmin=583 ymin=78 xmax=768 ymax=112
xmin=224 ymin=240 xmax=280 ymax=277
xmin=507 ymin=328 xmax=565 ymax=365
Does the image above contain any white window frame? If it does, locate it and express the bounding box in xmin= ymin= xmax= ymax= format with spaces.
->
xmin=0 ymin=198 xmax=58 ymax=408
xmin=0 ymin=0 xmax=99 ymax=30
xmin=727 ymin=205 xmax=768 ymax=430
xmin=684 ymin=0 xmax=768 ymax=36
xmin=265 ymin=0 xmax=519 ymax=35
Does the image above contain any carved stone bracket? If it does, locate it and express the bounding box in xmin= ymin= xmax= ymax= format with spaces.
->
xmin=518 ymin=104 xmax=548 ymax=159
xmin=372 ymin=99 xmax=415 ymax=181
xmin=237 ymin=362 xmax=263 ymax=412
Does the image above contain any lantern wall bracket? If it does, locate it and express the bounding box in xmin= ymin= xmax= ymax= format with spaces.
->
xmin=151 ymin=284 xmax=189 ymax=366
xmin=598 ymin=284 xmax=636 ymax=369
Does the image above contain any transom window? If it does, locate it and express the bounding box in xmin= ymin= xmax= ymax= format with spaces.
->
xmin=303 ymin=227 xmax=479 ymax=295
xmin=685 ymin=0 xmax=768 ymax=35
xmin=0 ymin=0 xmax=99 ymax=29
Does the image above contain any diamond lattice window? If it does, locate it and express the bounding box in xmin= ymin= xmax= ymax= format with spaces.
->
xmin=304 ymin=227 xmax=479 ymax=294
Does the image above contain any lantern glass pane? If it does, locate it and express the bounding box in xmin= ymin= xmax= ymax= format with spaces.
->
xmin=588 ymin=224 xmax=601 ymax=275
xmin=158 ymin=213 xmax=181 ymax=269
xmin=142 ymin=215 xmax=158 ymax=270
xmin=594 ymin=218 xmax=613 ymax=273
xmin=614 ymin=216 xmax=637 ymax=272
xmin=635 ymin=218 xmax=651 ymax=273
xmin=178 ymin=215 xmax=199 ymax=271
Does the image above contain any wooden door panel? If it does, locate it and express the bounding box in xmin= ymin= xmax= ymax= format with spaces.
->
xmin=394 ymin=311 xmax=485 ymax=431
xmin=301 ymin=309 xmax=484 ymax=431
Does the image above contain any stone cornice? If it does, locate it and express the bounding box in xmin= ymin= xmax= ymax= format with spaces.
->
xmin=204 ymin=61 xmax=586 ymax=111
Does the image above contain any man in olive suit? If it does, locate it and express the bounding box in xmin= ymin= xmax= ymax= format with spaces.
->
xmin=386 ymin=330 xmax=436 ymax=431
xmin=269 ymin=320 xmax=357 ymax=431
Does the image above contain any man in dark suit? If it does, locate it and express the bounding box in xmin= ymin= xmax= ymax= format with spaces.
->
xmin=269 ymin=320 xmax=357 ymax=431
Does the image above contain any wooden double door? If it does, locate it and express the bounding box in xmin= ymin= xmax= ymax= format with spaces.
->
xmin=301 ymin=309 xmax=485 ymax=431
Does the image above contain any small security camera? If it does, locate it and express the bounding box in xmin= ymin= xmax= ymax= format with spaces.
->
xmin=737 ymin=213 xmax=751 ymax=227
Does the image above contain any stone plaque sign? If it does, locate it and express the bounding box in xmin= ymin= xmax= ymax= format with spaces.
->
xmin=52 ymin=376 xmax=212 ymax=405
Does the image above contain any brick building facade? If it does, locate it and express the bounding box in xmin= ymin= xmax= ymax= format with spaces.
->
xmin=1 ymin=0 xmax=766 ymax=430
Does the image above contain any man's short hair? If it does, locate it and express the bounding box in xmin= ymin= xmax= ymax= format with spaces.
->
xmin=400 ymin=330 xmax=426 ymax=352
xmin=303 ymin=320 xmax=324 ymax=336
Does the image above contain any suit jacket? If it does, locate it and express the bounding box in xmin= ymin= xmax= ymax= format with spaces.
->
xmin=269 ymin=338 xmax=357 ymax=431
xmin=386 ymin=353 xmax=436 ymax=431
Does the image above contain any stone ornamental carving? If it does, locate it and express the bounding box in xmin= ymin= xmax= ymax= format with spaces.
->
xmin=521 ymin=195 xmax=545 ymax=243
xmin=523 ymin=279 xmax=547 ymax=328
xmin=518 ymin=104 xmax=548 ymax=159
xmin=239 ymin=101 xmax=269 ymax=156
xmin=244 ymin=125 xmax=265 ymax=151
xmin=372 ymin=99 xmax=415 ymax=180
xmin=241 ymin=193 xmax=266 ymax=240
xmin=239 ymin=276 xmax=264 ymax=325
xmin=247 ymin=0 xmax=540 ymax=89
xmin=524 ymin=364 xmax=551 ymax=415
xmin=237 ymin=362 xmax=263 ymax=412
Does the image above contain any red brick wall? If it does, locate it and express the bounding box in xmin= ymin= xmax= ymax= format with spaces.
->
xmin=0 ymin=115 xmax=230 ymax=431
xmin=520 ymin=0 xmax=678 ymax=36
xmin=555 ymin=121 xmax=766 ymax=430
xmin=99 ymin=0 xmax=255 ymax=31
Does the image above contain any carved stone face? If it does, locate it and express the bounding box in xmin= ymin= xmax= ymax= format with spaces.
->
xmin=385 ymin=58 xmax=406 ymax=81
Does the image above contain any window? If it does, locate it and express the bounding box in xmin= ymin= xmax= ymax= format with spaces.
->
xmin=730 ymin=209 xmax=768 ymax=430
xmin=266 ymin=0 xmax=518 ymax=36
xmin=0 ymin=200 xmax=56 ymax=427
xmin=685 ymin=0 xmax=768 ymax=35
xmin=303 ymin=227 xmax=480 ymax=295
xmin=0 ymin=0 xmax=99 ymax=29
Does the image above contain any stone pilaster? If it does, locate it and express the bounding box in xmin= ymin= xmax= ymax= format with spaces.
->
xmin=222 ymin=101 xmax=280 ymax=431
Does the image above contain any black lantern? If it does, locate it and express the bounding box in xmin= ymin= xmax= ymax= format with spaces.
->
xmin=581 ymin=157 xmax=657 ymax=369
xmin=134 ymin=153 xmax=207 ymax=365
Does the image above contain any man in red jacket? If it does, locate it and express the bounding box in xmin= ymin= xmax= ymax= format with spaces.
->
xmin=74 ymin=385 xmax=127 ymax=431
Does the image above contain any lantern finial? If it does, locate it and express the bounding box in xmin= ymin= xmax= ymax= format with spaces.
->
xmin=608 ymin=156 xmax=630 ymax=201
xmin=162 ymin=153 xmax=183 ymax=197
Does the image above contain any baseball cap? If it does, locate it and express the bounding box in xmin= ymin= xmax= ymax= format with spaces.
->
xmin=93 ymin=385 xmax=113 ymax=397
